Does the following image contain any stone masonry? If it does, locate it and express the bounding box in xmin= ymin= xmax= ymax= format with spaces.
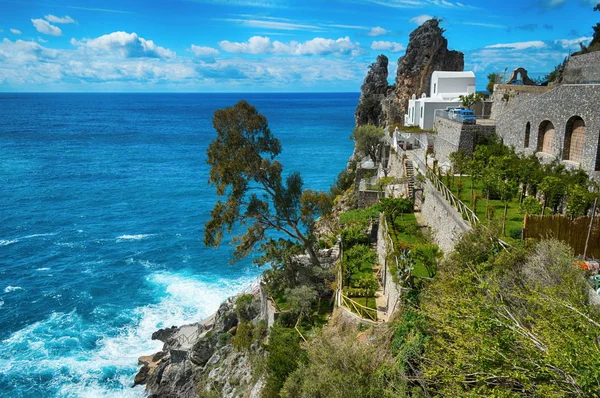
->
xmin=433 ymin=117 xmax=496 ymax=168
xmin=494 ymin=51 xmax=600 ymax=180
xmin=495 ymin=84 xmax=600 ymax=179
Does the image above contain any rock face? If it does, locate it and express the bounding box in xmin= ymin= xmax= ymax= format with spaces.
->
xmin=355 ymin=19 xmax=464 ymax=128
xmin=394 ymin=19 xmax=464 ymax=117
xmin=136 ymin=294 xmax=267 ymax=398
xmin=355 ymin=54 xmax=394 ymax=127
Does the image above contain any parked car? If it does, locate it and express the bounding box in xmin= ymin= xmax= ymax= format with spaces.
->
xmin=448 ymin=109 xmax=476 ymax=124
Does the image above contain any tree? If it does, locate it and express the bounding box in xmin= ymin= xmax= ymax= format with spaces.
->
xmin=486 ymin=72 xmax=503 ymax=93
xmin=204 ymin=100 xmax=332 ymax=266
xmin=458 ymin=92 xmax=484 ymax=110
xmin=566 ymin=184 xmax=591 ymax=218
xmin=539 ymin=176 xmax=565 ymax=214
xmin=350 ymin=124 xmax=384 ymax=164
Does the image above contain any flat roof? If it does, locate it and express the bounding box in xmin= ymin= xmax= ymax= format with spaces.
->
xmin=432 ymin=71 xmax=475 ymax=78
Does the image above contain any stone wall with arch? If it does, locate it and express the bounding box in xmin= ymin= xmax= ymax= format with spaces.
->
xmin=495 ymin=83 xmax=600 ymax=179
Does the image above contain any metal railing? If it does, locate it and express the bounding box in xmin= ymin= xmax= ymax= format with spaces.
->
xmin=426 ymin=167 xmax=480 ymax=226
xmin=411 ymin=154 xmax=511 ymax=249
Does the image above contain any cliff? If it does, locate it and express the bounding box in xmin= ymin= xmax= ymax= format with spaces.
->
xmin=135 ymin=292 xmax=271 ymax=398
xmin=356 ymin=19 xmax=464 ymax=127
xmin=394 ymin=19 xmax=464 ymax=117
xmin=355 ymin=54 xmax=393 ymax=126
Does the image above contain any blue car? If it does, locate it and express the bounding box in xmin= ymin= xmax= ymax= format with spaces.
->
xmin=454 ymin=109 xmax=476 ymax=124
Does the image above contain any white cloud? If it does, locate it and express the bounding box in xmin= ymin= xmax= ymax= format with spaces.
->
xmin=554 ymin=36 xmax=592 ymax=49
xmin=363 ymin=0 xmax=470 ymax=8
xmin=371 ymin=41 xmax=405 ymax=52
xmin=463 ymin=22 xmax=506 ymax=29
xmin=44 ymin=15 xmax=76 ymax=24
xmin=190 ymin=45 xmax=220 ymax=56
xmin=0 ymin=37 xmax=367 ymax=91
xmin=219 ymin=36 xmax=361 ymax=56
xmin=219 ymin=18 xmax=322 ymax=31
xmin=38 ymin=37 xmax=48 ymax=43
xmin=31 ymin=19 xmax=62 ymax=36
xmin=72 ymin=31 xmax=175 ymax=59
xmin=485 ymin=41 xmax=547 ymax=50
xmin=409 ymin=15 xmax=433 ymax=25
xmin=10 ymin=28 xmax=22 ymax=35
xmin=367 ymin=26 xmax=389 ymax=37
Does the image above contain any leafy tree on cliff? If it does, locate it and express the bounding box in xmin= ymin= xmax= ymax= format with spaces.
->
xmin=593 ymin=2 xmax=600 ymax=48
xmin=204 ymin=100 xmax=332 ymax=266
xmin=351 ymin=124 xmax=384 ymax=164
xmin=458 ymin=92 xmax=484 ymax=110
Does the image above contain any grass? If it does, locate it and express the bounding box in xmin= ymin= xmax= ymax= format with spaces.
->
xmin=350 ymin=296 xmax=378 ymax=310
xmin=442 ymin=175 xmax=526 ymax=242
xmin=392 ymin=213 xmax=423 ymax=246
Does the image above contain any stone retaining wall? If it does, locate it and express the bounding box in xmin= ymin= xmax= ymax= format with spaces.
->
xmin=495 ymin=84 xmax=600 ymax=180
xmin=433 ymin=117 xmax=496 ymax=168
xmin=420 ymin=180 xmax=471 ymax=254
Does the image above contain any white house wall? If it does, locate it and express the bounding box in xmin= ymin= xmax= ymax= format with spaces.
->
xmin=434 ymin=77 xmax=476 ymax=99
xmin=421 ymin=101 xmax=461 ymax=130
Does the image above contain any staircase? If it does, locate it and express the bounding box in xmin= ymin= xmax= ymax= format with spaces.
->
xmin=404 ymin=159 xmax=415 ymax=199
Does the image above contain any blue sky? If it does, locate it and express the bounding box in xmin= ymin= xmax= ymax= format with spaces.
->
xmin=0 ymin=0 xmax=598 ymax=92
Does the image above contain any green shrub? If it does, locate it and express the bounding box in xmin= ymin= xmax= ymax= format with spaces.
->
xmin=341 ymin=225 xmax=369 ymax=249
xmin=217 ymin=332 xmax=232 ymax=346
xmin=263 ymin=325 xmax=307 ymax=398
xmin=286 ymin=285 xmax=318 ymax=318
xmin=235 ymin=293 xmax=255 ymax=321
xmin=339 ymin=205 xmax=380 ymax=227
xmin=233 ymin=321 xmax=254 ymax=351
xmin=509 ymin=227 xmax=523 ymax=240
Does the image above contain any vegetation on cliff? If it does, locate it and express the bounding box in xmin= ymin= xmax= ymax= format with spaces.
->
xmin=204 ymin=100 xmax=332 ymax=266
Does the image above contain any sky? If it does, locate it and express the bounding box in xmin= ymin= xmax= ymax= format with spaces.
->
xmin=0 ymin=0 xmax=598 ymax=92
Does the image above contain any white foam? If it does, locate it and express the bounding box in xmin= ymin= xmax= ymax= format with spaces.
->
xmin=0 ymin=232 xmax=58 ymax=246
xmin=0 ymin=270 xmax=260 ymax=397
xmin=36 ymin=268 xmax=51 ymax=271
xmin=0 ymin=239 xmax=18 ymax=246
xmin=0 ymin=299 xmax=4 ymax=309
xmin=116 ymin=234 xmax=154 ymax=242
xmin=4 ymin=286 xmax=23 ymax=293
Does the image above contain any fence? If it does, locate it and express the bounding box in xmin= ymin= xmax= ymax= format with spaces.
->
xmin=524 ymin=214 xmax=600 ymax=259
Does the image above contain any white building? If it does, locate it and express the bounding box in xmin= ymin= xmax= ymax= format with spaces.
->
xmin=405 ymin=71 xmax=476 ymax=130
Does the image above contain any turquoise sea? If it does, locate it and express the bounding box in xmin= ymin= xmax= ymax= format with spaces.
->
xmin=0 ymin=93 xmax=357 ymax=397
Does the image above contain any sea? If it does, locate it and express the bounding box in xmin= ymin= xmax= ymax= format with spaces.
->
xmin=0 ymin=92 xmax=358 ymax=397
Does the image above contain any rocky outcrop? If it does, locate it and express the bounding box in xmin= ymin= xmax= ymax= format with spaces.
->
xmin=355 ymin=19 xmax=463 ymax=128
xmin=355 ymin=54 xmax=394 ymax=127
xmin=394 ymin=19 xmax=464 ymax=117
xmin=135 ymin=294 xmax=267 ymax=398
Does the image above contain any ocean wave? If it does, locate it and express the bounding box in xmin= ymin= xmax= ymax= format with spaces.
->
xmin=116 ymin=234 xmax=154 ymax=242
xmin=4 ymin=286 xmax=23 ymax=293
xmin=0 ymin=270 xmax=259 ymax=397
xmin=0 ymin=232 xmax=58 ymax=246
xmin=36 ymin=267 xmax=51 ymax=271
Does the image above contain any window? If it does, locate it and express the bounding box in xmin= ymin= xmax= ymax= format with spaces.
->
xmin=524 ymin=122 xmax=530 ymax=148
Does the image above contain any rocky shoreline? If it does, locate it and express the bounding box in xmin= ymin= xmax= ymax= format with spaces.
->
xmin=134 ymin=289 xmax=273 ymax=398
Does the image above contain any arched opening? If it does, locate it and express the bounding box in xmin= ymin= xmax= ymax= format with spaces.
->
xmin=537 ymin=120 xmax=555 ymax=154
xmin=563 ymin=116 xmax=585 ymax=163
xmin=524 ymin=122 xmax=531 ymax=148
